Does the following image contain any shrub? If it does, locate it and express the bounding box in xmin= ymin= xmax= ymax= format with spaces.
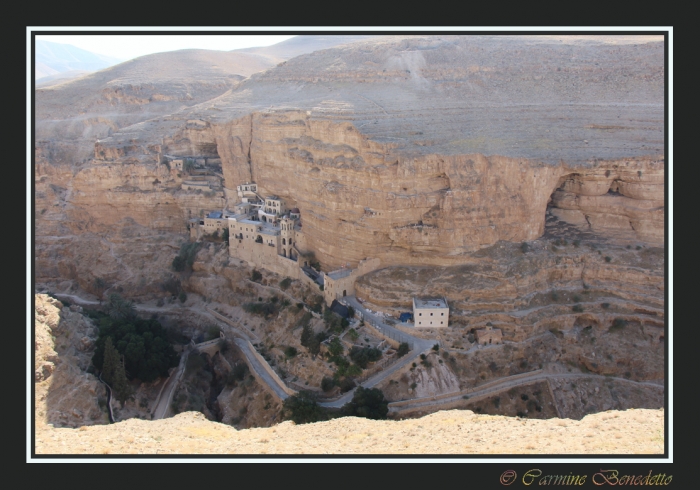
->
xmin=205 ymin=325 xmax=220 ymax=341
xmin=572 ymin=304 xmax=584 ymax=312
xmin=521 ymin=242 xmax=531 ymax=253
xmin=342 ymin=387 xmax=388 ymax=420
xmin=243 ymin=302 xmax=277 ymax=318
xmin=339 ymin=377 xmax=356 ymax=393
xmin=172 ymin=242 xmax=201 ymax=272
xmin=609 ymin=318 xmax=628 ymax=332
xmin=178 ymin=291 xmax=187 ymax=303
xmin=601 ymin=302 xmax=610 ymax=309
xmin=397 ymin=342 xmax=410 ymax=358
xmin=321 ymin=376 xmax=336 ymax=392
xmin=349 ymin=346 xmax=382 ymax=369
xmin=573 ymin=294 xmax=582 ymax=302
xmin=279 ymin=277 xmax=292 ymax=290
xmin=284 ymin=346 xmax=298 ymax=358
xmin=347 ymin=328 xmax=359 ymax=341
xmin=432 ymin=344 xmax=439 ymax=352
xmin=296 ymin=302 xmax=304 ymax=310
xmin=251 ymin=269 xmax=262 ymax=282
xmin=604 ymin=256 xmax=612 ymax=263
xmin=282 ymin=391 xmax=328 ymax=424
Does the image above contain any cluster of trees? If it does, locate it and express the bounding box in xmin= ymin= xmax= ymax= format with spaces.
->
xmin=172 ymin=242 xmax=201 ymax=272
xmin=282 ymin=387 xmax=388 ymax=424
xmin=348 ymin=346 xmax=382 ymax=369
xmin=91 ymin=299 xmax=179 ymax=387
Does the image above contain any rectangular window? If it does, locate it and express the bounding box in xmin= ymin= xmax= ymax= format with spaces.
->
xmin=441 ymin=312 xmax=444 ymax=316
xmin=430 ymin=312 xmax=433 ymax=316
xmin=419 ymin=313 xmax=422 ymax=316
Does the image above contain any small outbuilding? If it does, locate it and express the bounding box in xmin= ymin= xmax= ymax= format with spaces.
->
xmin=475 ymin=326 xmax=502 ymax=345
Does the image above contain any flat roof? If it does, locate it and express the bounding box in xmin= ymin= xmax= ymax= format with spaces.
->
xmin=413 ymin=298 xmax=448 ymax=309
xmin=206 ymin=211 xmax=222 ymax=219
xmin=327 ymin=269 xmax=353 ymax=280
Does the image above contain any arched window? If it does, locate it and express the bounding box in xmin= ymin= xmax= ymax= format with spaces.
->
xmin=282 ymin=238 xmax=286 ymax=245
xmin=282 ymin=249 xmax=286 ymax=257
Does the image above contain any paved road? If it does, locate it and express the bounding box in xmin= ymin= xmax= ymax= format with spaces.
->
xmin=319 ymin=296 xmax=434 ymax=408
xmin=233 ymin=338 xmax=291 ymax=401
xmin=389 ymin=370 xmax=665 ymax=414
xmin=152 ymin=348 xmax=190 ymax=420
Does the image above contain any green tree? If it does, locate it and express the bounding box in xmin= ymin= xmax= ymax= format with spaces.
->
xmin=183 ymin=157 xmax=196 ymax=173
xmin=282 ymin=391 xmax=327 ymax=424
xmin=328 ymin=337 xmax=344 ymax=357
xmin=106 ymin=293 xmax=136 ymax=321
xmin=300 ymin=324 xmax=321 ymax=355
xmin=397 ymin=342 xmax=410 ymax=358
xmin=102 ymin=337 xmax=132 ymax=404
xmin=342 ymin=387 xmax=388 ymax=420
xmin=251 ymin=269 xmax=263 ymax=282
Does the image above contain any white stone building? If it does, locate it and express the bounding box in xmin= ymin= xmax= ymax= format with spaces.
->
xmin=413 ymin=297 xmax=449 ymax=328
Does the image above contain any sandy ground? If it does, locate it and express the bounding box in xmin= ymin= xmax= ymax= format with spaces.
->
xmin=34 ymin=408 xmax=664 ymax=456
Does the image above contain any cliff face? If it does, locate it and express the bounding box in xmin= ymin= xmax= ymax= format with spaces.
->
xmin=136 ymin=111 xmax=661 ymax=269
xmin=35 ymin=34 xmax=665 ymax=284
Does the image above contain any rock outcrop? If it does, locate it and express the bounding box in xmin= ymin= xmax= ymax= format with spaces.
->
xmin=34 ymin=408 xmax=664 ymax=455
xmin=34 ymin=294 xmax=105 ymax=428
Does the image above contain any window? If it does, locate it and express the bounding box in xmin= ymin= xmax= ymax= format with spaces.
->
xmin=430 ymin=312 xmax=433 ymax=316
xmin=441 ymin=321 xmax=443 ymax=324
xmin=419 ymin=313 xmax=422 ymax=316
xmin=441 ymin=312 xmax=444 ymax=316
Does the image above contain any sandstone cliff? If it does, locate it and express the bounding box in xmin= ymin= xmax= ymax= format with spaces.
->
xmin=79 ymin=35 xmax=663 ymax=271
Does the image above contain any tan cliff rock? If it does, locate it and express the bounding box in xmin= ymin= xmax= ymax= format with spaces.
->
xmin=34 ymin=408 xmax=664 ymax=455
xmin=35 ymin=35 xmax=665 ymax=283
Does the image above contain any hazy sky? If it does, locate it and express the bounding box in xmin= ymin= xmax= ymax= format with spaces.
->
xmin=35 ymin=33 xmax=298 ymax=61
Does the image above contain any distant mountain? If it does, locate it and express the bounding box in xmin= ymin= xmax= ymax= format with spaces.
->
xmin=35 ymin=70 xmax=92 ymax=88
xmin=236 ymin=35 xmax=385 ymax=63
xmin=35 ymin=40 xmax=124 ymax=79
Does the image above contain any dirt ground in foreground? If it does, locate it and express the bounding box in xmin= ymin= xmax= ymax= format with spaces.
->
xmin=35 ymin=408 xmax=663 ymax=455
